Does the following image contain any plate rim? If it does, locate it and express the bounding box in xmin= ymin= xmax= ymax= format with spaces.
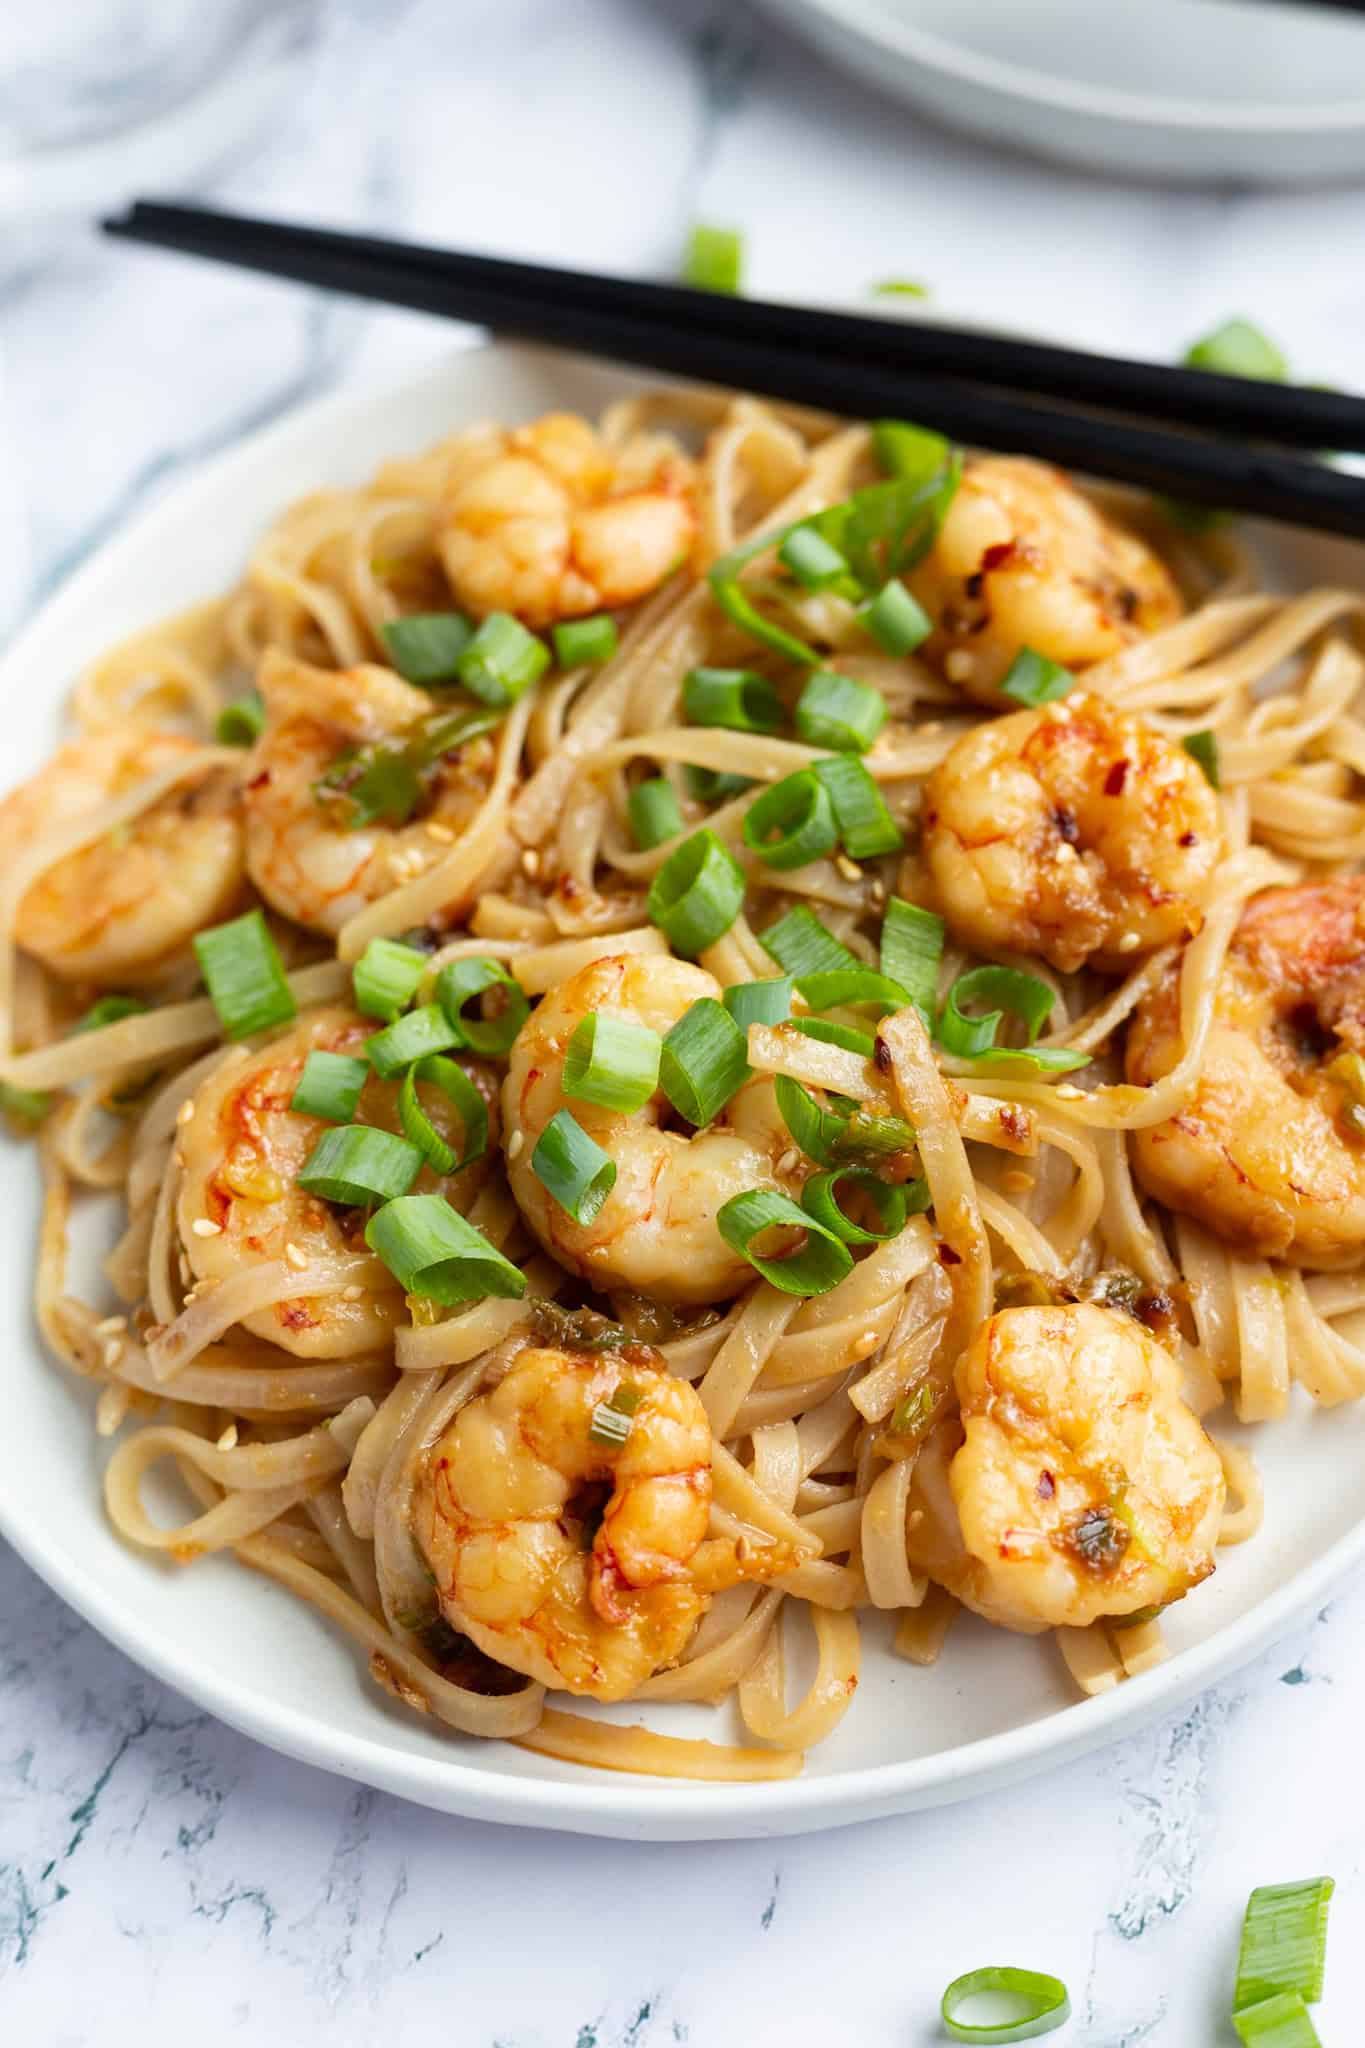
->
xmin=1 ymin=338 xmax=1360 ymax=1840
xmin=767 ymin=0 xmax=1365 ymax=133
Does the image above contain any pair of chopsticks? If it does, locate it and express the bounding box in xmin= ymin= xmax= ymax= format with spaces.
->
xmin=104 ymin=200 xmax=1365 ymax=541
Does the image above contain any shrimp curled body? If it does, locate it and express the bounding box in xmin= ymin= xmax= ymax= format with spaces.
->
xmin=503 ymin=954 xmax=807 ymax=1305
xmin=437 ymin=411 xmax=696 ymax=628
xmin=413 ymin=1341 xmax=717 ymax=1700
xmin=1128 ymin=878 xmax=1365 ymax=1265
xmin=906 ymin=1302 xmax=1224 ymax=1633
xmin=922 ymin=693 xmax=1224 ymax=974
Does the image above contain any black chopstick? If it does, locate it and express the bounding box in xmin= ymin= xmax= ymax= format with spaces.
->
xmin=101 ymin=201 xmax=1365 ymax=541
xmin=109 ymin=199 xmax=1365 ymax=456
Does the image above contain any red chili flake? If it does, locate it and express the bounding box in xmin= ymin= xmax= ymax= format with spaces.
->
xmin=1104 ymin=759 xmax=1130 ymax=797
xmin=1178 ymin=831 xmax=1197 ymax=848
xmin=981 ymin=541 xmax=1016 ymax=573
xmin=244 ymin=769 xmax=271 ymax=792
xmin=1037 ymin=1470 xmax=1056 ymax=1500
xmin=874 ymin=1038 xmax=893 ymax=1071
xmin=938 ymin=1242 xmax=963 ymax=1267
xmin=964 ymin=571 xmax=985 ymax=600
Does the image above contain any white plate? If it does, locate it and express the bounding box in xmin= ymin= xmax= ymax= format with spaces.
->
xmin=4 ymin=340 xmax=1365 ymax=1842
xmin=758 ymin=0 xmax=1365 ymax=185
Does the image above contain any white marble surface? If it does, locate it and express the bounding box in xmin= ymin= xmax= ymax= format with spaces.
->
xmin=5 ymin=3 xmax=1365 ymax=2040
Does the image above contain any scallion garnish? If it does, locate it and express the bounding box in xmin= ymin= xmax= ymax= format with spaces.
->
xmin=870 ymin=279 xmax=929 ymax=300
xmin=794 ymin=967 xmax=908 ymax=1017
xmin=742 ymin=770 xmax=839 ymax=871
xmin=791 ymin=1017 xmax=876 ymax=1057
xmin=1183 ymin=728 xmax=1222 ymax=788
xmin=365 ymin=1002 xmax=460 ymax=1080
xmin=940 ymin=1966 xmax=1072 ymax=2043
xmin=1186 ymin=318 xmax=1287 ymax=383
xmin=861 ymin=579 xmax=931 ymax=655
xmin=872 ymin=419 xmax=953 ymax=483
xmin=456 ymin=612 xmax=550 ymax=706
xmin=999 ymin=647 xmax=1075 ymax=709
xmin=398 ymin=1054 xmax=488 ymax=1173
xmin=718 ymin=1187 xmax=853 ymax=1296
xmin=552 ymin=614 xmax=618 ymax=669
xmin=0 ymin=1080 xmax=50 ymax=1128
xmin=801 ymin=1166 xmax=908 ymax=1244
xmin=628 ymin=777 xmax=685 ymax=850
xmin=216 ymin=689 xmax=266 ymax=746
xmin=778 ymin=525 xmax=852 ymax=591
xmin=1235 ymin=1878 xmax=1334 ymax=2013
xmin=381 ymin=611 xmax=474 ymax=685
xmin=290 ymin=1050 xmax=370 ymax=1123
xmin=352 ymin=938 xmax=428 ymax=1022
xmin=1232 ymin=1994 xmax=1320 ymax=2046
xmin=435 ymin=957 xmax=530 ymax=1056
xmin=74 ymin=994 xmax=147 ymax=1034
xmin=365 ymin=1193 xmax=526 ymax=1303
xmin=313 ymin=705 xmax=501 ymax=833
xmin=660 ymin=998 xmax=749 ymax=1126
xmin=722 ymin=975 xmax=794 ymax=1031
xmin=646 ymin=829 xmax=746 ymax=958
xmin=682 ymin=222 xmax=743 ymax=294
xmin=563 ymin=1014 xmax=662 ymax=1115
xmin=193 ymin=909 xmax=297 ymax=1042
xmin=296 ymin=1124 xmax=422 ymax=1206
xmin=880 ymin=898 xmax=944 ymax=1023
xmin=774 ymin=1074 xmax=914 ymax=1170
xmin=760 ymin=906 xmax=858 ymax=977
xmin=683 ymin=665 xmax=785 ymax=735
xmin=686 ymin=765 xmax=755 ymax=803
xmin=587 ymin=1398 xmax=635 ymax=1448
xmin=813 ymin=755 xmax=903 ymax=859
xmin=936 ymin=966 xmax=1088 ymax=1074
xmin=531 ymin=1108 xmax=618 ymax=1224
xmin=795 ymin=670 xmax=886 ymax=753
xmin=708 ymin=539 xmax=821 ymax=668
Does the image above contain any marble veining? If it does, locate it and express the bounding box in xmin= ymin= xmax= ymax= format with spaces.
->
xmin=5 ymin=1 xmax=1365 ymax=2040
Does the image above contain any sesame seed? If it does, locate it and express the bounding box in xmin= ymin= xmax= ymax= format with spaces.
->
xmin=1053 ymin=841 xmax=1078 ymax=865
xmin=341 ymin=1284 xmax=364 ymax=1301
xmin=102 ymin=1337 xmax=124 ymax=1368
xmin=94 ymin=1314 xmax=127 ymax=1337
xmin=191 ymin=1217 xmax=221 ymax=1238
xmin=778 ymin=1148 xmax=801 ymax=1176
xmin=1116 ymin=931 xmax=1141 ymax=954
xmin=835 ymin=853 xmax=863 ymax=882
xmin=283 ymin=1240 xmax=309 ymax=1272
xmin=521 ymin=848 xmax=541 ymax=878
xmin=507 ymin=1130 xmax=525 ymax=1160
xmin=216 ymin=1423 xmax=239 ymax=1452
xmin=176 ymin=1098 xmax=196 ymax=1126
xmin=944 ymin=652 xmax=975 ymax=684
xmin=1055 ymin=1083 xmax=1085 ymax=1101
xmin=426 ymin=820 xmax=455 ymax=844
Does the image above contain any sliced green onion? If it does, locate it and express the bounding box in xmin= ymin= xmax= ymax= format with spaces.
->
xmin=861 ymin=578 xmax=931 ymax=655
xmin=813 ymin=755 xmax=903 ymax=859
xmin=380 ymin=611 xmax=474 ymax=685
xmin=802 ymin=1167 xmax=907 ymax=1244
xmin=365 ymin=1003 xmax=459 ymax=1080
xmin=216 ymin=689 xmax=266 ymax=746
xmin=880 ymin=898 xmax=944 ymax=1022
xmin=531 ymin=1108 xmax=617 ymax=1224
xmin=685 ymin=765 xmax=755 ymax=802
xmin=588 ymin=1399 xmax=634 ymax=1448
xmin=1235 ymin=1878 xmax=1334 ymax=2013
xmin=552 ymin=614 xmax=618 ymax=669
xmin=398 ymin=1055 xmax=488 ymax=1173
xmin=290 ymin=1050 xmax=369 ymax=1123
xmin=563 ymin=1014 xmax=661 ymax=1114
xmin=365 ymin=1193 xmax=526 ymax=1304
xmin=1232 ymin=1994 xmax=1321 ymax=2047
xmin=435 ymin=957 xmax=530 ymax=1056
xmin=1183 ymin=728 xmax=1222 ymax=788
xmin=791 ymin=1017 xmax=876 ymax=1058
xmin=1000 ymin=647 xmax=1075 ymax=709
xmin=707 ymin=533 xmax=821 ymax=668
xmin=742 ymin=771 xmax=839 ymax=872
xmin=317 ymin=743 xmax=421 ymax=830
xmin=723 ymin=976 xmax=794 ymax=1031
xmin=795 ymin=670 xmax=886 ymax=753
xmin=940 ymin=1966 xmax=1071 ymax=2042
xmin=660 ymin=999 xmax=749 ymax=1126
xmin=794 ymin=967 xmax=908 ymax=1016
xmin=939 ymin=966 xmax=1056 ymax=1052
xmin=1186 ymin=318 xmax=1287 ymax=382
xmin=774 ymin=1074 xmax=914 ymax=1170
xmin=455 ymin=612 xmax=550 ymax=706
xmin=193 ymin=909 xmax=296 ymax=1042
xmin=0 ymin=1080 xmax=50 ymax=1128
xmin=682 ymin=222 xmax=743 ymax=294
xmin=870 ymin=279 xmax=929 ymax=300
xmin=872 ymin=418 xmax=953 ymax=485
xmin=628 ymin=777 xmax=685 ymax=850
xmin=646 ymin=829 xmax=745 ymax=957
xmin=760 ymin=906 xmax=858 ymax=977
xmin=890 ymin=1381 xmax=938 ymax=1438
xmin=683 ymin=665 xmax=785 ymax=735
xmin=718 ymin=1188 xmax=853 ymax=1296
xmin=297 ymin=1124 xmax=422 ymax=1206
xmin=352 ymin=938 xmax=428 ymax=1022
xmin=74 ymin=994 xmax=147 ymax=1034
xmin=778 ymin=526 xmax=852 ymax=591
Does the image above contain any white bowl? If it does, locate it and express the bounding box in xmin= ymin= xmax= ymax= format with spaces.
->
xmin=4 ymin=341 xmax=1365 ymax=1841
xmin=759 ymin=0 xmax=1365 ymax=185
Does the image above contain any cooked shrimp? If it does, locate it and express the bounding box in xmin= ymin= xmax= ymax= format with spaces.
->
xmin=922 ymin=692 xmax=1224 ymax=974
xmin=909 ymin=456 xmax=1183 ymax=705
xmin=242 ymin=651 xmax=495 ymax=935
xmin=178 ymin=1005 xmax=497 ymax=1357
xmin=0 ymin=729 xmax=243 ymax=986
xmin=503 ymin=953 xmax=806 ymax=1305
xmin=1128 ymin=877 xmax=1365 ymax=1264
xmin=905 ymin=1302 xmax=1224 ymax=1633
xmin=438 ymin=411 xmax=696 ymax=627
xmin=414 ymin=1338 xmax=777 ymax=1700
